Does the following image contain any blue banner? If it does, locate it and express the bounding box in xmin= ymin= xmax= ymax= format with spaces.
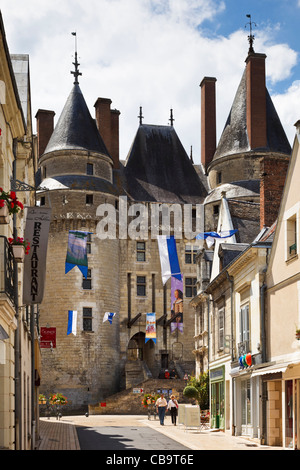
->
xmin=65 ymin=230 xmax=90 ymax=278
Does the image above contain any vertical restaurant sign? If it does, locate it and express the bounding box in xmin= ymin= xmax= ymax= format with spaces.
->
xmin=145 ymin=312 xmax=156 ymax=343
xmin=23 ymin=207 xmax=51 ymax=305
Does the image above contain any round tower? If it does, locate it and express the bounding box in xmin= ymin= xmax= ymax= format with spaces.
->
xmin=37 ymin=60 xmax=121 ymax=412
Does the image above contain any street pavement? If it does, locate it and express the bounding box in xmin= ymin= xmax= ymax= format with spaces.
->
xmin=38 ymin=414 xmax=286 ymax=452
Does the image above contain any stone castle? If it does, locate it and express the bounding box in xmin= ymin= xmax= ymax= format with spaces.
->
xmin=36 ymin=43 xmax=291 ymax=413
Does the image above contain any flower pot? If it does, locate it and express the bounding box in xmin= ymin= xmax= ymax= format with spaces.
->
xmin=12 ymin=245 xmax=25 ymax=263
xmin=0 ymin=204 xmax=9 ymax=224
xmin=296 ymin=333 xmax=300 ymax=341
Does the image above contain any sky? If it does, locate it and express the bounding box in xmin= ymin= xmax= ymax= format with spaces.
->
xmin=1 ymin=0 xmax=300 ymax=164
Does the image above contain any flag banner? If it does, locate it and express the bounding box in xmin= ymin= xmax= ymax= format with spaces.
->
xmin=196 ymin=230 xmax=238 ymax=248
xmin=145 ymin=313 xmax=156 ymax=343
xmin=170 ymin=277 xmax=183 ymax=333
xmin=67 ymin=310 xmax=77 ymax=336
xmin=65 ymin=231 xmax=90 ymax=278
xmin=103 ymin=312 xmax=116 ymax=324
xmin=157 ymin=235 xmax=181 ymax=285
xmin=23 ymin=207 xmax=51 ymax=305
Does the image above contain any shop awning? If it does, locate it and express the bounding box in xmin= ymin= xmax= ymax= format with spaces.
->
xmin=251 ymin=363 xmax=289 ymax=377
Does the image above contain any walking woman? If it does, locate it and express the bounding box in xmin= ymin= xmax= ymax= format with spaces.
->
xmin=167 ymin=395 xmax=179 ymax=425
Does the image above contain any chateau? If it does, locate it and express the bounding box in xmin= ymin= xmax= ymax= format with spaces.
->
xmin=35 ymin=37 xmax=291 ymax=415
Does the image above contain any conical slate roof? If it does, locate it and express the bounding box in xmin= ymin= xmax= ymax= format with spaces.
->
xmin=124 ymin=124 xmax=208 ymax=204
xmin=43 ymin=84 xmax=110 ymax=156
xmin=213 ymin=70 xmax=291 ymax=160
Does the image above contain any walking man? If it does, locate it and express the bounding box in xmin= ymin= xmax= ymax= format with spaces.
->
xmin=155 ymin=394 xmax=167 ymax=425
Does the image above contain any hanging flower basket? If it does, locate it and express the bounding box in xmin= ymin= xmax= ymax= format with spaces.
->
xmin=39 ymin=394 xmax=47 ymax=405
xmin=8 ymin=237 xmax=30 ymax=263
xmin=49 ymin=393 xmax=68 ymax=406
xmin=0 ymin=188 xmax=24 ymax=221
xmin=296 ymin=330 xmax=300 ymax=340
xmin=0 ymin=203 xmax=9 ymax=224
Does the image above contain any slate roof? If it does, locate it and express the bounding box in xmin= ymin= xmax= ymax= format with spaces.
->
xmin=43 ymin=84 xmax=110 ymax=157
xmin=123 ymin=124 xmax=208 ymax=204
xmin=213 ymin=70 xmax=291 ymax=160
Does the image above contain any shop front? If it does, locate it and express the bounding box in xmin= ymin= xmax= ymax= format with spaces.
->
xmin=210 ymin=366 xmax=225 ymax=430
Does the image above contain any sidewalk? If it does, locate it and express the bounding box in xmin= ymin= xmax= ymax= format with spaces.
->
xmin=37 ymin=414 xmax=285 ymax=451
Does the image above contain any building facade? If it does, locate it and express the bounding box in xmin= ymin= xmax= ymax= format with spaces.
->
xmin=0 ymin=12 xmax=38 ymax=450
xmin=192 ymin=41 xmax=292 ymax=440
xmin=265 ymin=121 xmax=300 ymax=449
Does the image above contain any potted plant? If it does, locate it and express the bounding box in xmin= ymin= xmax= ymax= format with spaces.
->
xmin=296 ymin=329 xmax=300 ymax=340
xmin=39 ymin=393 xmax=47 ymax=405
xmin=8 ymin=237 xmax=30 ymax=262
xmin=0 ymin=188 xmax=23 ymax=223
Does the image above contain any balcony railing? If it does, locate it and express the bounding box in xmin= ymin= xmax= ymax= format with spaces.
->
xmin=0 ymin=235 xmax=15 ymax=305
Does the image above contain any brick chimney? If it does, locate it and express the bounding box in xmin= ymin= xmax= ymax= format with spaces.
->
xmin=245 ymin=53 xmax=267 ymax=149
xmin=35 ymin=109 xmax=55 ymax=158
xmin=260 ymin=156 xmax=289 ymax=230
xmin=94 ymin=97 xmax=120 ymax=169
xmin=200 ymin=77 xmax=217 ymax=172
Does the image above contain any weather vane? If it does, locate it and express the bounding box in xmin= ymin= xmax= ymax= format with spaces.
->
xmin=245 ymin=14 xmax=257 ymax=54
xmin=71 ymin=31 xmax=82 ymax=84
xmin=138 ymin=106 xmax=144 ymax=125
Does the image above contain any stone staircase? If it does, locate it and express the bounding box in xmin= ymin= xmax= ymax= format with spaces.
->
xmin=88 ymin=377 xmax=187 ymax=415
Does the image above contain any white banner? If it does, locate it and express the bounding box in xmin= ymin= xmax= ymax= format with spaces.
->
xmin=23 ymin=207 xmax=51 ymax=305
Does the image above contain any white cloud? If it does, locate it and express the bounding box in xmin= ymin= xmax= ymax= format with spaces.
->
xmin=0 ymin=0 xmax=298 ymax=161
xmin=273 ymin=81 xmax=300 ymax=144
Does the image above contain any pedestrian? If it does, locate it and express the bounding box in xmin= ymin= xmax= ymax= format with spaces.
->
xmin=155 ymin=393 xmax=167 ymax=425
xmin=167 ymin=395 xmax=179 ymax=425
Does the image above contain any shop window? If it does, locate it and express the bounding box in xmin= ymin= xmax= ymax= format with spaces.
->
xmin=83 ymin=307 xmax=92 ymax=332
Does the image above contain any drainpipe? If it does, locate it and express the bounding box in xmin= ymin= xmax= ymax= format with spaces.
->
xmin=30 ymin=305 xmax=36 ymax=450
xmin=226 ymin=271 xmax=235 ymax=435
xmin=260 ymin=282 xmax=267 ymax=364
xmin=260 ymin=279 xmax=267 ymax=444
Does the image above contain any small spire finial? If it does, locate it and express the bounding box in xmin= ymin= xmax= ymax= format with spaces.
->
xmin=169 ymin=108 xmax=174 ymax=126
xmin=245 ymin=14 xmax=257 ymax=54
xmin=138 ymin=106 xmax=144 ymax=125
xmin=71 ymin=32 xmax=82 ymax=84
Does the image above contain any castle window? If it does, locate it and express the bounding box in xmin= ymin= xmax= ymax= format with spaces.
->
xmin=137 ymin=276 xmax=146 ymax=296
xmin=137 ymin=242 xmax=146 ymax=262
xmin=86 ymin=233 xmax=92 ymax=254
xmin=83 ymin=307 xmax=92 ymax=331
xmin=87 ymin=163 xmax=94 ymax=175
xmin=185 ymin=245 xmax=199 ymax=264
xmin=185 ymin=277 xmax=197 ymax=297
xmin=82 ymin=269 xmax=92 ymax=290
xmin=86 ymin=194 xmax=93 ymax=205
xmin=217 ymin=172 xmax=222 ymax=184
xmin=39 ymin=196 xmax=45 ymax=206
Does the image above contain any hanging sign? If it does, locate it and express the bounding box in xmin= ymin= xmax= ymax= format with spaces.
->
xmin=23 ymin=207 xmax=51 ymax=305
xmin=40 ymin=327 xmax=56 ymax=348
xmin=170 ymin=276 xmax=183 ymax=333
xmin=145 ymin=313 xmax=156 ymax=343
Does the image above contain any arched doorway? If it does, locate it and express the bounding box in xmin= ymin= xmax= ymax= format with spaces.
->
xmin=126 ymin=332 xmax=156 ymax=371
